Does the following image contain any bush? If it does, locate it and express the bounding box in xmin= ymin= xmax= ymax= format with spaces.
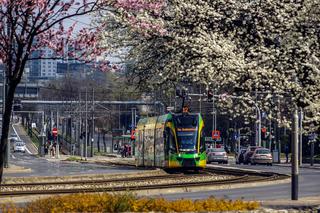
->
xmin=64 ymin=156 xmax=81 ymax=162
xmin=1 ymin=193 xmax=259 ymax=212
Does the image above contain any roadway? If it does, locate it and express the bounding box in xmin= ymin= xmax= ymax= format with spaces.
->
xmin=5 ymin=152 xmax=141 ymax=178
xmin=160 ymin=163 xmax=320 ymax=201
xmin=5 ymin=124 xmax=145 ymax=178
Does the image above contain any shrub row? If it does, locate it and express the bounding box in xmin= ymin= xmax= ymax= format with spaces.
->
xmin=1 ymin=193 xmax=259 ymax=212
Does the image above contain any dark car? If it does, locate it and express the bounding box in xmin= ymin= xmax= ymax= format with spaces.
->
xmin=236 ymin=148 xmax=247 ymax=164
xmin=243 ymin=146 xmax=262 ymax=164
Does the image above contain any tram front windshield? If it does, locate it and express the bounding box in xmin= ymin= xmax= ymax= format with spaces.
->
xmin=174 ymin=114 xmax=199 ymax=152
xmin=177 ymin=131 xmax=197 ymax=151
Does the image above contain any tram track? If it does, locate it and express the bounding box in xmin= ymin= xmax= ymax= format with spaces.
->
xmin=0 ymin=167 xmax=288 ymax=197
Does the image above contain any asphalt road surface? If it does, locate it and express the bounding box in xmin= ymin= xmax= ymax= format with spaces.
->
xmin=6 ymin=152 xmax=142 ymax=178
xmin=160 ymin=163 xmax=320 ymax=201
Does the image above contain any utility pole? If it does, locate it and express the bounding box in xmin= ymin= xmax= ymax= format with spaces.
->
xmin=118 ymin=95 xmax=121 ymax=129
xmin=79 ymin=91 xmax=83 ymax=159
xmin=212 ymin=89 xmax=216 ymax=131
xmin=91 ymin=88 xmax=94 ymax=157
xmin=40 ymin=111 xmax=45 ymax=157
xmin=276 ymin=95 xmax=281 ymax=163
xmin=268 ymin=118 xmax=272 ymax=149
xmin=85 ymin=87 xmax=88 ymax=160
xmin=299 ymin=108 xmax=303 ymax=166
xmin=237 ymin=129 xmax=241 ymax=159
xmin=291 ymin=108 xmax=299 ymax=200
xmin=56 ymin=110 xmax=60 ymax=159
xmin=255 ymin=88 xmax=258 ymax=146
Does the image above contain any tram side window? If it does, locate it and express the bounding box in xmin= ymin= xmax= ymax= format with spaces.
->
xmin=170 ymin=132 xmax=176 ymax=153
xmin=164 ymin=129 xmax=169 ymax=154
xmin=165 ymin=128 xmax=176 ymax=153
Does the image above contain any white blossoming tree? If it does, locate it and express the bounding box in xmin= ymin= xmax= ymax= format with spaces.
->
xmin=100 ymin=0 xmax=320 ymax=133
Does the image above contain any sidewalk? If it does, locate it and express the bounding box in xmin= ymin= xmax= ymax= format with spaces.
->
xmin=3 ymin=164 xmax=32 ymax=174
xmin=43 ymin=153 xmax=136 ymax=166
xmin=260 ymin=196 xmax=320 ymax=211
xmin=274 ymin=158 xmax=320 ymax=170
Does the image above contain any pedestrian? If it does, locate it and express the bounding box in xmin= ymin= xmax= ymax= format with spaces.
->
xmin=120 ymin=145 xmax=125 ymax=158
xmin=44 ymin=142 xmax=48 ymax=155
xmin=124 ymin=145 xmax=128 ymax=157
xmin=285 ymin=144 xmax=289 ymax=163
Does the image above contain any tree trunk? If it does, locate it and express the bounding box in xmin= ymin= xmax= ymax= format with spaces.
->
xmin=0 ymin=81 xmax=18 ymax=184
xmin=103 ymin=133 xmax=106 ymax=153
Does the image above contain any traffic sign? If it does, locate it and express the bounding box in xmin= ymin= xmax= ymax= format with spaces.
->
xmin=212 ymin=130 xmax=220 ymax=140
xmin=205 ymin=137 xmax=214 ymax=142
xmin=261 ymin=127 xmax=267 ymax=133
xmin=166 ymin=106 xmax=174 ymax=111
xmin=52 ymin=127 xmax=58 ymax=137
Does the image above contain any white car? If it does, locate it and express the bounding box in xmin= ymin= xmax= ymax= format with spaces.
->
xmin=206 ymin=148 xmax=228 ymax=164
xmin=13 ymin=141 xmax=26 ymax=153
xmin=9 ymin=134 xmax=19 ymax=142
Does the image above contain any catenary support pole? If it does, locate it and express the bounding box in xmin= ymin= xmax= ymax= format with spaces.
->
xmin=291 ymin=108 xmax=299 ymax=200
xmin=41 ymin=111 xmax=45 ymax=157
xmin=79 ymin=91 xmax=83 ymax=159
xmin=277 ymin=96 xmax=281 ymax=163
xmin=310 ymin=140 xmax=314 ymax=166
xmin=85 ymin=87 xmax=88 ymax=161
xmin=299 ymin=109 xmax=303 ymax=166
xmin=56 ymin=110 xmax=60 ymax=159
xmin=91 ymin=88 xmax=94 ymax=157
xmin=237 ymin=129 xmax=241 ymax=160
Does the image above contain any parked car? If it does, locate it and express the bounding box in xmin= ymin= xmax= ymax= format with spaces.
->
xmin=13 ymin=141 xmax=26 ymax=153
xmin=236 ymin=148 xmax=247 ymax=164
xmin=207 ymin=148 xmax=228 ymax=164
xmin=243 ymin=146 xmax=262 ymax=164
xmin=250 ymin=148 xmax=273 ymax=165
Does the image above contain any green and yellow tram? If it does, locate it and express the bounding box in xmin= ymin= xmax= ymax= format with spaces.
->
xmin=135 ymin=112 xmax=206 ymax=169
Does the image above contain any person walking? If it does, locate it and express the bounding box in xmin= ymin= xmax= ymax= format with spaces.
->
xmin=284 ymin=144 xmax=289 ymax=163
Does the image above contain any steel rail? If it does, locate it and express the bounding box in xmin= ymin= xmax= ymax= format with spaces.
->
xmin=0 ymin=175 xmax=249 ymax=196
xmin=0 ymin=167 xmax=289 ymax=197
xmin=1 ymin=174 xmax=187 ymax=187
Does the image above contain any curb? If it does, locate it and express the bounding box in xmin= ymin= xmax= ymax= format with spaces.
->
xmin=273 ymin=163 xmax=320 ymax=170
xmin=260 ymin=199 xmax=320 ymax=211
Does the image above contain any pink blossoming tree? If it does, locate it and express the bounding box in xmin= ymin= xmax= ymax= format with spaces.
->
xmin=0 ymin=0 xmax=164 ymax=183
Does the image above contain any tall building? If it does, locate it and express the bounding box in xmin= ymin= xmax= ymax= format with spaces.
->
xmin=40 ymin=48 xmax=57 ymax=78
xmin=28 ymin=47 xmax=57 ymax=81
